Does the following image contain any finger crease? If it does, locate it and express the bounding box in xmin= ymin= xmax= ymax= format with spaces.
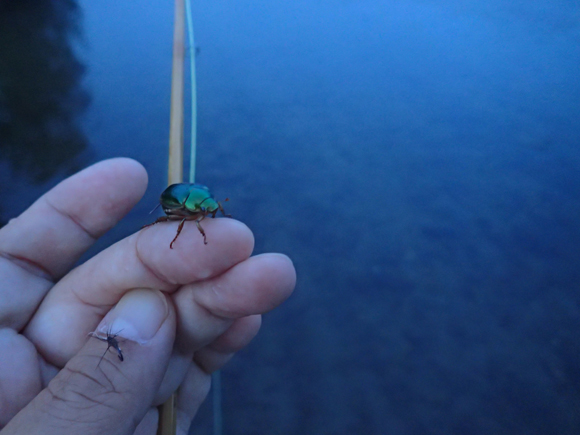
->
xmin=134 ymin=243 xmax=176 ymax=289
xmin=44 ymin=198 xmax=99 ymax=241
xmin=70 ymin=284 xmax=114 ymax=313
xmin=65 ymin=367 xmax=111 ymax=392
xmin=0 ymin=250 xmax=55 ymax=282
xmin=195 ymin=298 xmax=234 ymax=322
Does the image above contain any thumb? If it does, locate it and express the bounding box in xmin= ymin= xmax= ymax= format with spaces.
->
xmin=3 ymin=289 xmax=175 ymax=435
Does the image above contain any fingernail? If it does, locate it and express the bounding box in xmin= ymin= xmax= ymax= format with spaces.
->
xmin=96 ymin=289 xmax=168 ymax=344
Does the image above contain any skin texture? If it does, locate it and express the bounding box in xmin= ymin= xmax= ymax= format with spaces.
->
xmin=0 ymin=158 xmax=296 ymax=435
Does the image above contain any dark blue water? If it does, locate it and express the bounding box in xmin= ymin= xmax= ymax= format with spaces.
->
xmin=1 ymin=1 xmax=579 ymax=434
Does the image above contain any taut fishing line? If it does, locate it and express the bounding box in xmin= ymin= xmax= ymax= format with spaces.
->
xmin=184 ymin=1 xmax=223 ymax=434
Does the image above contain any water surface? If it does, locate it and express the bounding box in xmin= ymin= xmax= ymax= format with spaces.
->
xmin=1 ymin=1 xmax=579 ymax=434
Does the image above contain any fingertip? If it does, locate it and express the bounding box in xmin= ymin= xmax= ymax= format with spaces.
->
xmin=188 ymin=252 xmax=296 ymax=320
xmin=45 ymin=157 xmax=149 ymax=228
xmin=251 ymin=253 xmax=297 ymax=301
xmin=210 ymin=315 xmax=263 ymax=353
xmin=209 ymin=217 xmax=255 ymax=250
xmin=222 ymin=218 xmax=255 ymax=256
xmin=137 ymin=218 xmax=255 ymax=285
xmin=105 ymin=157 xmax=149 ymax=191
xmin=193 ymin=315 xmax=264 ymax=373
xmin=96 ymin=289 xmax=170 ymax=345
xmin=81 ymin=157 xmax=149 ymax=203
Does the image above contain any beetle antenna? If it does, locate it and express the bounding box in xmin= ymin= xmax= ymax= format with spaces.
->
xmin=149 ymin=203 xmax=162 ymax=215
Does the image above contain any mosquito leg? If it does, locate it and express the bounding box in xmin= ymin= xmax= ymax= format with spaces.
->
xmin=97 ymin=347 xmax=109 ymax=367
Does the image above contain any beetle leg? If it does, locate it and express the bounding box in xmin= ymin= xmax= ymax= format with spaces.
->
xmin=217 ymin=199 xmax=232 ymax=217
xmin=169 ymin=218 xmax=188 ymax=249
xmin=142 ymin=216 xmax=171 ymax=229
xmin=195 ymin=216 xmax=207 ymax=245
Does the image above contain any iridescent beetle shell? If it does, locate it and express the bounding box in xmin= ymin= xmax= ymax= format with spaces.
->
xmin=160 ymin=183 xmax=220 ymax=216
xmin=143 ymin=183 xmax=230 ymax=248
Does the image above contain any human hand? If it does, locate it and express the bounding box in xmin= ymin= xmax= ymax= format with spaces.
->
xmin=0 ymin=158 xmax=296 ymax=435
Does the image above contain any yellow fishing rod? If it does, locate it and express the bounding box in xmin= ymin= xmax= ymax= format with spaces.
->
xmin=156 ymin=1 xmax=184 ymax=433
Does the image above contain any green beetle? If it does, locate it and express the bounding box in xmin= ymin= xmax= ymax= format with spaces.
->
xmin=144 ymin=183 xmax=230 ymax=248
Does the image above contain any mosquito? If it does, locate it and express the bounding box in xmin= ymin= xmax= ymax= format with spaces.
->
xmin=88 ymin=327 xmax=124 ymax=367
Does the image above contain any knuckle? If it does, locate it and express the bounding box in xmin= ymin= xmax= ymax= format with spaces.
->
xmin=47 ymin=365 xmax=117 ymax=410
xmin=39 ymin=361 xmax=144 ymax=434
xmin=43 ymin=357 xmax=130 ymax=421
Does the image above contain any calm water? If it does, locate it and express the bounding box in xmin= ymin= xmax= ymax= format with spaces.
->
xmin=1 ymin=1 xmax=580 ymax=434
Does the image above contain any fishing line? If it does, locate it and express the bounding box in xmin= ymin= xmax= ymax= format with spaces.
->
xmin=185 ymin=1 xmax=223 ymax=434
xmin=185 ymin=0 xmax=197 ymax=184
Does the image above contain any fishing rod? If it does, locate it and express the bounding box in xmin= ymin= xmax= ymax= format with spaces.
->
xmin=157 ymin=0 xmax=184 ymax=433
